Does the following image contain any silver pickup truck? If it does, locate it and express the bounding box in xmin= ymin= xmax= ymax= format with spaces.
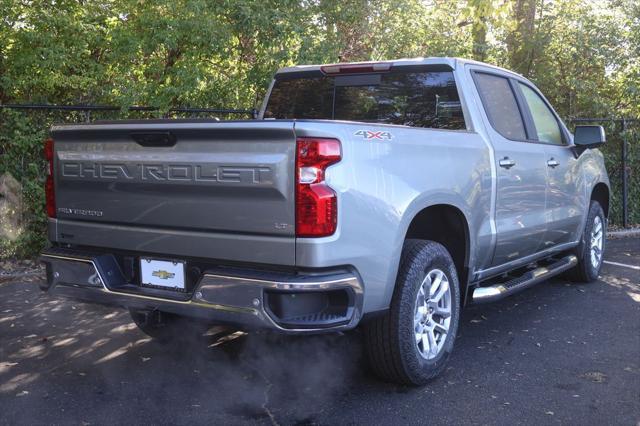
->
xmin=40 ymin=57 xmax=609 ymax=385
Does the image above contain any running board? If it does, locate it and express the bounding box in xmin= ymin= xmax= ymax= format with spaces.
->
xmin=472 ymin=255 xmax=578 ymax=304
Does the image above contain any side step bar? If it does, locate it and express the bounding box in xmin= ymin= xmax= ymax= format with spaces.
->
xmin=472 ymin=255 xmax=578 ymax=304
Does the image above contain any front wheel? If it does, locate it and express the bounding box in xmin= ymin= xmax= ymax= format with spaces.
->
xmin=566 ymin=201 xmax=606 ymax=283
xmin=363 ymin=240 xmax=461 ymax=385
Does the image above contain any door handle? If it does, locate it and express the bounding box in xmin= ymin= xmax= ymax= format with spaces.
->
xmin=547 ymin=158 xmax=559 ymax=168
xmin=499 ymin=157 xmax=516 ymax=169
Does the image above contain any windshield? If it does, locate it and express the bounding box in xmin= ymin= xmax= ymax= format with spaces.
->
xmin=264 ymin=69 xmax=465 ymax=130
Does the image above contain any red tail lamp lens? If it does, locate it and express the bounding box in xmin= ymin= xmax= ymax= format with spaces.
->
xmin=295 ymin=138 xmax=341 ymax=237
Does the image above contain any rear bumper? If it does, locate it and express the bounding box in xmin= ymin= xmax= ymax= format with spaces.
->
xmin=40 ymin=248 xmax=363 ymax=334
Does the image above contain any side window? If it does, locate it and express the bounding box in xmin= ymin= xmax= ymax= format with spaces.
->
xmin=473 ymin=73 xmax=527 ymax=140
xmin=518 ymin=83 xmax=564 ymax=145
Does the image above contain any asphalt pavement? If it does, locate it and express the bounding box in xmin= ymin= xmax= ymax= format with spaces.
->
xmin=0 ymin=238 xmax=638 ymax=425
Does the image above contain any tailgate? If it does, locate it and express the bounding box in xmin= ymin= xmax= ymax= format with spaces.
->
xmin=50 ymin=121 xmax=296 ymax=265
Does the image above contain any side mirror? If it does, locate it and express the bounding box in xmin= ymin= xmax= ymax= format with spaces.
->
xmin=574 ymin=125 xmax=606 ymax=149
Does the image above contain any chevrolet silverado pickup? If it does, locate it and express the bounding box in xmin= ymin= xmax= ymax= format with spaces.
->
xmin=40 ymin=57 xmax=610 ymax=385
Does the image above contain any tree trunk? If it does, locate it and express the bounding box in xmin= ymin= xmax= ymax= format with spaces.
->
xmin=507 ymin=0 xmax=537 ymax=75
xmin=472 ymin=20 xmax=488 ymax=62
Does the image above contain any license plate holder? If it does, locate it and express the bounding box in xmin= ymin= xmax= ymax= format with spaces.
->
xmin=140 ymin=258 xmax=186 ymax=291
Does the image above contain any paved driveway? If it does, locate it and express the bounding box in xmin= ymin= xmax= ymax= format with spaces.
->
xmin=1 ymin=238 xmax=638 ymax=425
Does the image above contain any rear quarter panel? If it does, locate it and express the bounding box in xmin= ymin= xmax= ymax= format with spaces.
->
xmin=293 ymin=121 xmax=493 ymax=312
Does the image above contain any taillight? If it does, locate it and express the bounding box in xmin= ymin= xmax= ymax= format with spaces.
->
xmin=295 ymin=138 xmax=341 ymax=237
xmin=44 ymin=138 xmax=56 ymax=218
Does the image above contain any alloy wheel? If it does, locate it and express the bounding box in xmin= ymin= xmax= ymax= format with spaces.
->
xmin=413 ymin=269 xmax=452 ymax=360
xmin=590 ymin=215 xmax=604 ymax=269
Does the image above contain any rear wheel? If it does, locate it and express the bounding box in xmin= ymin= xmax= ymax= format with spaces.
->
xmin=566 ymin=201 xmax=606 ymax=283
xmin=363 ymin=240 xmax=460 ymax=385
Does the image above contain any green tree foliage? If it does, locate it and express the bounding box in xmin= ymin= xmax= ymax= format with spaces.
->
xmin=2 ymin=0 xmax=637 ymax=114
xmin=0 ymin=0 xmax=638 ymax=257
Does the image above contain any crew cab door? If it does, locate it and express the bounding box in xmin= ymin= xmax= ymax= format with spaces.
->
xmin=515 ymin=82 xmax=585 ymax=248
xmin=471 ymin=71 xmax=548 ymax=266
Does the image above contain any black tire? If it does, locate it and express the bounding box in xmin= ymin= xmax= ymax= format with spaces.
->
xmin=363 ymin=240 xmax=461 ymax=385
xmin=129 ymin=309 xmax=200 ymax=342
xmin=565 ymin=200 xmax=606 ymax=282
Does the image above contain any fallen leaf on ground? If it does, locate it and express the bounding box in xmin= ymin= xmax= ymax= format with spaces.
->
xmin=581 ymin=371 xmax=607 ymax=383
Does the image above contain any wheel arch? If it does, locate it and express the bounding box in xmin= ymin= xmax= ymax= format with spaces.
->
xmin=401 ymin=203 xmax=472 ymax=304
xmin=591 ymin=182 xmax=610 ymax=218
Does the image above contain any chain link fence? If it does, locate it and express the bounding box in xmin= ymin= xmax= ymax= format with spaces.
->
xmin=1 ymin=104 xmax=638 ymax=258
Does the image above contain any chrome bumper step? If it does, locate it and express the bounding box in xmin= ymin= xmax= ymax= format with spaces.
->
xmin=472 ymin=255 xmax=578 ymax=304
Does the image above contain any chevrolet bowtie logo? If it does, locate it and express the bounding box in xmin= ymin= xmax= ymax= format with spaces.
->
xmin=152 ymin=270 xmax=175 ymax=280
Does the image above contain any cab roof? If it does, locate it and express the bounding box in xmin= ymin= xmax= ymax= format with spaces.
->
xmin=275 ymin=57 xmax=524 ymax=79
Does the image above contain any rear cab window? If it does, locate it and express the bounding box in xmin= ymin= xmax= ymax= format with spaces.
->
xmin=264 ymin=68 xmax=466 ymax=130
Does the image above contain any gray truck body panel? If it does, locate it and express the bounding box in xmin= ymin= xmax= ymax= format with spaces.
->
xmin=51 ymin=121 xmax=297 ymax=265
xmin=42 ymin=57 xmax=609 ymax=329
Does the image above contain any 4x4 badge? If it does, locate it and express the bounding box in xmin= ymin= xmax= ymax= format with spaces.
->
xmin=354 ymin=130 xmax=393 ymax=140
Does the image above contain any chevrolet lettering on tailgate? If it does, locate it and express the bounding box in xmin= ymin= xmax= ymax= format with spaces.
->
xmin=61 ymin=162 xmax=273 ymax=185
